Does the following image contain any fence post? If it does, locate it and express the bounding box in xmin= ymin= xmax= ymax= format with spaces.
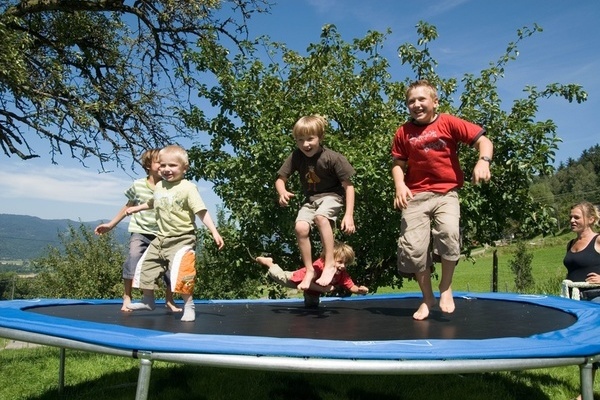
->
xmin=492 ymin=250 xmax=498 ymax=292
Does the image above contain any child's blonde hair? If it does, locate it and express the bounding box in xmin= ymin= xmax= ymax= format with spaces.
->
xmin=159 ymin=144 xmax=189 ymax=168
xmin=571 ymin=201 xmax=600 ymax=226
xmin=140 ymin=148 xmax=160 ymax=173
xmin=405 ymin=79 xmax=438 ymax=103
xmin=320 ymin=241 xmax=356 ymax=265
xmin=292 ymin=115 xmax=327 ymax=141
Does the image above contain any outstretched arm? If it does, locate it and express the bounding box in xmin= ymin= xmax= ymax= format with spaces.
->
xmin=349 ymin=284 xmax=369 ymax=294
xmin=94 ymin=202 xmax=134 ymax=234
xmin=125 ymin=202 xmax=151 ymax=216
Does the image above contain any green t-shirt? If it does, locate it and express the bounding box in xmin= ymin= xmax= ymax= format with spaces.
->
xmin=149 ymin=179 xmax=207 ymax=237
xmin=125 ymin=177 xmax=159 ymax=234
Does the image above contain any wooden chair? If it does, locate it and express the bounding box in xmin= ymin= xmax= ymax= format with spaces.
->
xmin=561 ymin=279 xmax=600 ymax=300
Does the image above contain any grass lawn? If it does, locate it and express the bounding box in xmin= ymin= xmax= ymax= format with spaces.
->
xmin=0 ymin=231 xmax=597 ymax=400
xmin=392 ymin=233 xmax=569 ymax=295
xmin=0 ymin=343 xmax=590 ymax=400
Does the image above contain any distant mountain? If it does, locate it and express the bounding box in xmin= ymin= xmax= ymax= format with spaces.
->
xmin=0 ymin=214 xmax=129 ymax=260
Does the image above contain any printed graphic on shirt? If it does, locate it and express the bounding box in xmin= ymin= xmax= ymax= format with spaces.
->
xmin=155 ymin=191 xmax=185 ymax=212
xmin=409 ymin=129 xmax=447 ymax=153
xmin=305 ymin=165 xmax=321 ymax=191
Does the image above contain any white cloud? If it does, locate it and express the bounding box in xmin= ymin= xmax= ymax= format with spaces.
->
xmin=425 ymin=0 xmax=472 ymax=17
xmin=0 ymin=164 xmax=130 ymax=206
xmin=0 ymin=163 xmax=222 ymax=221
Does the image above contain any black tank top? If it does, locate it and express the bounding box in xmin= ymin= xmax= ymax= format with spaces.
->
xmin=563 ymin=234 xmax=600 ymax=281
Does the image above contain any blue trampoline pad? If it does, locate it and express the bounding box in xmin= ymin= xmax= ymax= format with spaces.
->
xmin=1 ymin=292 xmax=599 ymax=361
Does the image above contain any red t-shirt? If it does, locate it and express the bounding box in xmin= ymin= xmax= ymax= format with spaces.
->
xmin=391 ymin=113 xmax=485 ymax=194
xmin=290 ymin=258 xmax=355 ymax=295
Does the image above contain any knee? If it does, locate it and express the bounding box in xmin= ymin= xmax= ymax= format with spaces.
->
xmin=295 ymin=221 xmax=310 ymax=237
xmin=313 ymin=214 xmax=330 ymax=228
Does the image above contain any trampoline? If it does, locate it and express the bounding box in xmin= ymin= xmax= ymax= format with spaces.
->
xmin=1 ymin=292 xmax=600 ymax=399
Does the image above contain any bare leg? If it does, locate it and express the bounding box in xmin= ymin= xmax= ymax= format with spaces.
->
xmin=180 ymin=294 xmax=195 ymax=322
xmin=314 ymin=215 xmax=336 ymax=286
xmin=121 ymin=278 xmax=133 ymax=312
xmin=165 ymin=287 xmax=182 ymax=312
xmin=439 ymin=258 xmax=456 ymax=314
xmin=295 ymin=221 xmax=314 ymax=290
xmin=127 ymin=289 xmax=155 ymax=311
xmin=256 ymin=256 xmax=275 ymax=268
xmin=413 ymin=267 xmax=437 ymax=321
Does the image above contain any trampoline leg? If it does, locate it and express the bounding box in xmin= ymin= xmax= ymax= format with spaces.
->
xmin=58 ymin=347 xmax=65 ymax=394
xmin=135 ymin=356 xmax=153 ymax=400
xmin=580 ymin=359 xmax=594 ymax=400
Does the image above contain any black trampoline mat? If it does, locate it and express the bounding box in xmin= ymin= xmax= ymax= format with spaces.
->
xmin=26 ymin=296 xmax=577 ymax=341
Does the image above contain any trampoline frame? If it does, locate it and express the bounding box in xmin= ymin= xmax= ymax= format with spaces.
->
xmin=1 ymin=293 xmax=599 ymax=400
xmin=0 ymin=326 xmax=597 ymax=400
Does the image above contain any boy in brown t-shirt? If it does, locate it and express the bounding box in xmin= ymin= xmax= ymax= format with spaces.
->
xmin=276 ymin=115 xmax=356 ymax=291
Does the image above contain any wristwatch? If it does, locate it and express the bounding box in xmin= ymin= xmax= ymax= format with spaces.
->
xmin=479 ymin=156 xmax=492 ymax=163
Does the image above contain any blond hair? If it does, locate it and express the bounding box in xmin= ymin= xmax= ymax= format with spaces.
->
xmin=140 ymin=148 xmax=160 ymax=173
xmin=159 ymin=144 xmax=189 ymax=167
xmin=405 ymin=79 xmax=438 ymax=103
xmin=320 ymin=241 xmax=356 ymax=265
xmin=571 ymin=201 xmax=600 ymax=226
xmin=292 ymin=115 xmax=327 ymax=141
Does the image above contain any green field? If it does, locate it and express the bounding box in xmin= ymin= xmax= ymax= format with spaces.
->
xmin=394 ymin=234 xmax=568 ymax=295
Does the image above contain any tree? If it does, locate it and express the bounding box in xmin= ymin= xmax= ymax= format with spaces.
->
xmin=195 ymin=208 xmax=264 ymax=300
xmin=32 ymin=224 xmax=125 ymax=298
xmin=182 ymin=22 xmax=587 ymax=291
xmin=529 ymin=144 xmax=600 ymax=231
xmin=0 ymin=272 xmax=17 ymax=299
xmin=579 ymin=144 xmax=600 ymax=177
xmin=0 ymin=272 xmax=35 ymax=300
xmin=0 ymin=0 xmax=269 ymax=167
xmin=509 ymin=241 xmax=534 ymax=292
xmin=30 ymin=219 xmax=265 ymax=301
xmin=550 ymin=162 xmax=599 ymax=225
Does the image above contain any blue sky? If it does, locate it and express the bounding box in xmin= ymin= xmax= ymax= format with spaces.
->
xmin=1 ymin=0 xmax=598 ymax=222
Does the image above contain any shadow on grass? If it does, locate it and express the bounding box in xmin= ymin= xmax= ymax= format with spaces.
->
xmin=19 ymin=363 xmax=590 ymax=400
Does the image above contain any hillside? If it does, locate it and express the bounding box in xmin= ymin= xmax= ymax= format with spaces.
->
xmin=0 ymin=214 xmax=128 ymax=260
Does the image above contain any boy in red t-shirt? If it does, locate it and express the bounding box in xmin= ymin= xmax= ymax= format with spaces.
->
xmin=255 ymin=241 xmax=368 ymax=307
xmin=391 ymin=79 xmax=493 ymax=321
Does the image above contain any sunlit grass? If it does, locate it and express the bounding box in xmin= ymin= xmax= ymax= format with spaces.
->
xmin=0 ymin=346 xmax=591 ymax=400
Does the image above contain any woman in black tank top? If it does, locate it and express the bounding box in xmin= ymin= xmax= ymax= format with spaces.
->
xmin=563 ymin=201 xmax=600 ymax=287
xmin=563 ymin=201 xmax=600 ymax=400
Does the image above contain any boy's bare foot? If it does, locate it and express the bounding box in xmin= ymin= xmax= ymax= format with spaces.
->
xmin=121 ymin=295 xmax=133 ymax=312
xmin=166 ymin=301 xmax=182 ymax=312
xmin=298 ymin=269 xmax=315 ymax=291
xmin=315 ymin=265 xmax=336 ymax=286
xmin=439 ymin=289 xmax=455 ymax=313
xmin=413 ymin=300 xmax=436 ymax=321
xmin=255 ymin=256 xmax=274 ymax=267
